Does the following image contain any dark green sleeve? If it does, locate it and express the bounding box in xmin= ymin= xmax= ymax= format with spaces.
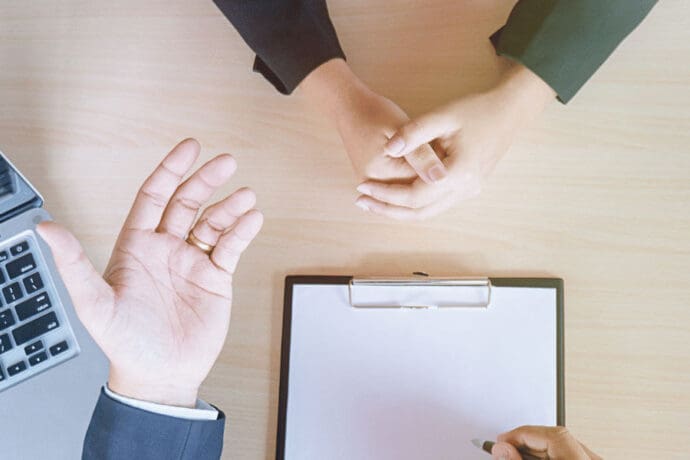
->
xmin=491 ymin=0 xmax=657 ymax=103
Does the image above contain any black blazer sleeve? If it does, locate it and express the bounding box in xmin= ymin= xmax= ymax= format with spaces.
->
xmin=213 ymin=0 xmax=346 ymax=94
xmin=82 ymin=389 xmax=225 ymax=460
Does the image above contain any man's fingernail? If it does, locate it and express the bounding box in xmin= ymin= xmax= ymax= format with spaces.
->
xmin=499 ymin=457 xmax=507 ymax=460
xmin=384 ymin=136 xmax=405 ymax=155
xmin=355 ymin=200 xmax=369 ymax=211
xmin=428 ymin=165 xmax=447 ymax=182
xmin=357 ymin=184 xmax=371 ymax=195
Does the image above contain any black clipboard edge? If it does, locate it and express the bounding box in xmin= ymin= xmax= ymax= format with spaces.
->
xmin=276 ymin=276 xmax=564 ymax=460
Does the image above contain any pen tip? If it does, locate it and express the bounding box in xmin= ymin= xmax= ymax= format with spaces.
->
xmin=471 ymin=438 xmax=483 ymax=449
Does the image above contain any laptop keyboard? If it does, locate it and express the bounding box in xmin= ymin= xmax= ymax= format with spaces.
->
xmin=0 ymin=157 xmax=15 ymax=198
xmin=0 ymin=237 xmax=71 ymax=384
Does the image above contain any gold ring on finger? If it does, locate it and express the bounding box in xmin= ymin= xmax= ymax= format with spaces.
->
xmin=186 ymin=232 xmax=214 ymax=255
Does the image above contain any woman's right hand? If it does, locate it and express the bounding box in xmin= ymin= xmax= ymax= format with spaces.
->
xmin=492 ymin=426 xmax=602 ymax=460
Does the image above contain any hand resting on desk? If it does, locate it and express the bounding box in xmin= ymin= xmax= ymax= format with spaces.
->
xmin=356 ymin=63 xmax=556 ymax=221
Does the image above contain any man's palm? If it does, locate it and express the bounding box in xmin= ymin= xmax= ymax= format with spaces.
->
xmin=98 ymin=229 xmax=234 ymax=390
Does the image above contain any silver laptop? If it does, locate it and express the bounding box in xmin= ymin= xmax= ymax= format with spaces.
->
xmin=0 ymin=152 xmax=107 ymax=458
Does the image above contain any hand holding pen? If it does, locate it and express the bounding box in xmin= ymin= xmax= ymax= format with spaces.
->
xmin=473 ymin=426 xmax=602 ymax=460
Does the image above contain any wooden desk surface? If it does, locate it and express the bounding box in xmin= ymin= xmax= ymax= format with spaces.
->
xmin=1 ymin=1 xmax=688 ymax=459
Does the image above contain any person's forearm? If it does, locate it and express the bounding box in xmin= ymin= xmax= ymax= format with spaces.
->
xmin=298 ymin=58 xmax=371 ymax=123
xmin=108 ymin=369 xmax=200 ymax=408
xmin=494 ymin=61 xmax=557 ymax=125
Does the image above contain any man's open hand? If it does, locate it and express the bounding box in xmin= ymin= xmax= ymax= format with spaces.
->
xmin=38 ymin=139 xmax=263 ymax=407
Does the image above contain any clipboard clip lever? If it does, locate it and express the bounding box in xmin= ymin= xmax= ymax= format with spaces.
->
xmin=348 ymin=275 xmax=492 ymax=309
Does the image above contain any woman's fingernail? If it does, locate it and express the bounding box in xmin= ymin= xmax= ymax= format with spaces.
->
xmin=384 ymin=136 xmax=405 ymax=155
xmin=355 ymin=200 xmax=369 ymax=211
xmin=428 ymin=165 xmax=447 ymax=182
xmin=357 ymin=184 xmax=371 ymax=195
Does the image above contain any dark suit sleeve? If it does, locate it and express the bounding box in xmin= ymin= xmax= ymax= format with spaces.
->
xmin=82 ymin=389 xmax=225 ymax=460
xmin=491 ymin=0 xmax=657 ymax=103
xmin=213 ymin=0 xmax=345 ymax=94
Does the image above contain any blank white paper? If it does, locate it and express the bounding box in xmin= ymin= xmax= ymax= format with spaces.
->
xmin=284 ymin=284 xmax=558 ymax=460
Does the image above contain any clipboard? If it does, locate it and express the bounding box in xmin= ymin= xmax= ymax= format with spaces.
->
xmin=277 ymin=275 xmax=565 ymax=460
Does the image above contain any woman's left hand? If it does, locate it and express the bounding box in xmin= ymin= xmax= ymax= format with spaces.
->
xmin=355 ymin=63 xmax=556 ymax=221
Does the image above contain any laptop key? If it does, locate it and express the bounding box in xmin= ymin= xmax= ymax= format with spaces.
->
xmin=2 ymin=282 xmax=23 ymax=304
xmin=7 ymin=361 xmax=27 ymax=377
xmin=23 ymin=273 xmax=44 ymax=294
xmin=29 ymin=351 xmax=48 ymax=367
xmin=24 ymin=340 xmax=44 ymax=355
xmin=0 ymin=367 xmax=5 ymax=382
xmin=10 ymin=242 xmax=29 ymax=257
xmin=6 ymin=253 xmax=37 ymax=280
xmin=0 ymin=310 xmax=15 ymax=331
xmin=15 ymin=292 xmax=52 ymax=322
xmin=0 ymin=333 xmax=12 ymax=354
xmin=49 ymin=341 xmax=69 ymax=357
xmin=12 ymin=312 xmax=60 ymax=345
xmin=0 ymin=250 xmax=8 ymax=263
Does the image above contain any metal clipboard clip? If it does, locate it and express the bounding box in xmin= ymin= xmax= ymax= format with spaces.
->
xmin=348 ymin=273 xmax=492 ymax=309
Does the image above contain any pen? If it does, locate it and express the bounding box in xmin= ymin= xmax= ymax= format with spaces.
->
xmin=471 ymin=438 xmax=541 ymax=460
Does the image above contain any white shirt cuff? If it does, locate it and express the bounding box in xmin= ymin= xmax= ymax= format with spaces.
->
xmin=104 ymin=385 xmax=219 ymax=421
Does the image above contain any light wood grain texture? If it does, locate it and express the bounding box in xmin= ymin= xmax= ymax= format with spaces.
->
xmin=1 ymin=1 xmax=688 ymax=459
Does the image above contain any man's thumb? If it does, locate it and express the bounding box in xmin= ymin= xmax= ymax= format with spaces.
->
xmin=36 ymin=221 xmax=113 ymax=325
